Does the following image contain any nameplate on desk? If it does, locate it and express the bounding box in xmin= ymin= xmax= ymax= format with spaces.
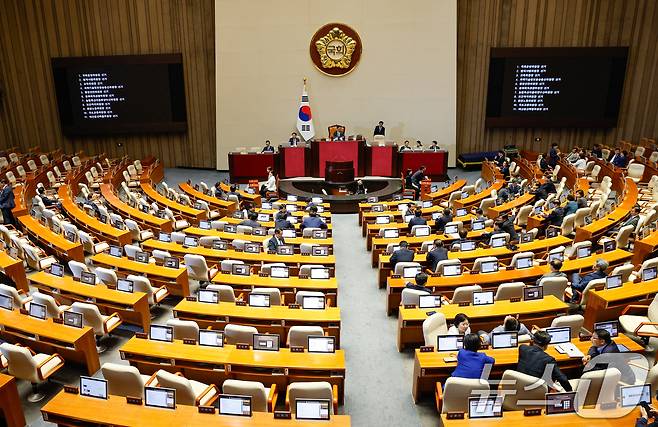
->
xmin=458 ymin=302 xmax=470 ymax=307
xmin=391 ymin=274 xmax=401 ymax=279
xmin=236 ymin=343 xmax=250 ymax=350
xmin=431 ymin=273 xmax=440 ymax=277
xmin=268 ymin=251 xmax=276 ymax=255
xmin=510 ymin=297 xmax=521 ymax=303
xmin=198 ymin=406 xmax=216 ymax=414
xmin=419 ymin=346 xmax=434 ymax=353
xmin=288 ymin=304 xmax=300 ymax=309
xmin=183 ymin=339 xmax=196 ymax=345
xmin=301 ymin=253 xmax=310 ymax=256
xmin=298 ymin=275 xmax=309 ymax=279
xmin=186 ymin=296 xmax=197 ymax=302
xmin=403 ymin=304 xmax=416 ymax=309
xmin=72 ymin=276 xmax=80 ymax=282
xmin=480 ymin=344 xmax=489 ymax=350
xmin=64 ymin=385 xmax=79 ymax=394
xmin=507 ymin=266 xmax=515 ymax=270
xmin=259 ymin=272 xmax=269 ymax=277
xmin=135 ymin=332 xmax=148 ymax=339
xmin=126 ymin=396 xmax=143 ymax=405
xmin=290 ymin=346 xmax=304 ymax=353
xmin=19 ymin=308 xmax=28 ymax=315
xmin=446 ymin=412 xmax=465 ymax=420
xmin=235 ymin=300 xmax=247 ymax=306
xmin=107 ymin=284 xmax=117 ymax=290
xmin=274 ymin=411 xmax=292 ymax=419
xmin=523 ymin=408 xmax=542 ymax=416
xmin=234 ymin=249 xmax=243 ymax=252
xmin=469 ymin=270 xmax=478 ymax=274
xmin=53 ymin=318 xmax=63 ymax=324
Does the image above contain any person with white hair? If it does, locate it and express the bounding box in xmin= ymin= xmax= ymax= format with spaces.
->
xmin=569 ymin=258 xmax=608 ymax=303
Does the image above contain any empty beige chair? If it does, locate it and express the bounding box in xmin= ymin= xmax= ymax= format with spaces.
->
xmin=166 ymin=318 xmax=200 ymax=341
xmin=287 ymin=326 xmax=325 ymax=348
xmin=206 ymin=284 xmax=239 ymax=302
xmin=610 ymin=263 xmax=634 ymax=283
xmin=21 ymin=243 xmax=58 ymax=271
xmin=260 ymin=263 xmax=286 ymax=275
xmin=222 ymin=379 xmax=277 ymax=412
xmin=435 ymin=259 xmax=461 ymax=275
xmin=124 ymin=219 xmax=154 ymax=242
xmin=509 ymin=252 xmax=534 ymax=268
xmin=163 ymin=208 xmax=189 ymax=231
xmin=574 ymin=207 xmax=591 ymax=228
xmin=628 ymin=163 xmax=646 ymax=183
xmin=198 ymin=236 xmax=220 ymax=249
xmin=472 ymin=256 xmax=498 ymax=272
xmin=565 ymin=241 xmax=592 ymax=259
xmin=184 ymin=254 xmax=219 ymax=283
xmin=31 ymin=292 xmax=70 ymax=318
xmin=236 ymin=225 xmax=253 ymax=235
xmin=300 ymin=243 xmax=319 ymax=255
xmin=251 ymin=287 xmax=282 ymax=305
xmin=68 ymin=260 xmax=92 ymax=281
xmin=299 ymin=264 xmax=325 ymax=276
xmin=436 ymin=377 xmax=490 ymax=414
xmin=220 ymin=259 xmax=245 ymax=274
xmin=0 ymin=343 xmax=64 ymax=402
xmin=8 ymin=153 xmax=18 ymax=163
xmin=95 ymin=267 xmax=118 ymax=287
xmin=498 ymin=369 xmax=548 ymax=410
xmin=514 ymin=205 xmax=533 ymax=227
xmin=588 ymin=165 xmax=602 ymax=183
xmin=295 ymin=291 xmax=325 ymax=306
xmin=479 ymin=197 xmax=496 ymax=216
xmin=494 ymin=282 xmax=525 ymax=301
xmin=171 ymin=232 xmax=186 ymax=244
xmin=70 ymin=302 xmax=122 ymax=352
xmin=0 ymin=283 xmax=32 ymax=309
xmin=123 ymin=244 xmax=142 ymax=259
xmin=616 ymin=224 xmax=635 ymax=250
xmin=127 ymin=274 xmax=169 ymax=305
xmin=393 ymin=262 xmax=421 ymax=276
xmin=231 ymin=239 xmax=248 ymax=251
xmin=550 ymin=314 xmax=584 ymax=337
xmin=101 ymin=362 xmax=157 ymax=398
xmin=560 ymin=214 xmax=576 ymax=236
xmin=619 ymin=294 xmax=658 ymax=348
xmin=440 ymin=191 xmax=460 ymax=209
xmin=26 ymin=159 xmax=37 ymax=171
xmin=569 ymin=368 xmax=621 ymax=406
xmin=155 ymin=370 xmax=218 ymax=406
xmin=422 ymin=312 xmax=448 ymax=346
xmin=286 ymin=382 xmax=337 ymax=415
xmin=224 ymin=324 xmax=258 ymax=345
xmin=5 ymin=171 xmax=17 ymax=185
xmin=401 ymin=288 xmax=430 ymax=306
xmin=539 ymin=276 xmax=569 ymax=300
xmin=151 ymin=249 xmax=172 ymax=263
xmin=451 ymin=285 xmax=482 ymax=304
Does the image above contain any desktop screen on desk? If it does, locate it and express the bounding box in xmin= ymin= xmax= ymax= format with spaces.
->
xmin=403 ymin=266 xmax=422 ymax=278
xmin=198 ymin=330 xmax=223 ymax=347
xmin=468 ymin=396 xmax=503 ymax=419
xmin=253 ymin=333 xmax=279 ymax=351
xmin=523 ymin=286 xmax=543 ymax=301
xmin=418 ymin=295 xmax=442 ymax=308
xmin=432 ymin=212 xmax=441 ymax=220
xmin=443 ymin=264 xmax=461 ymax=276
xmin=472 ymin=220 xmax=485 ymax=231
xmin=415 ymin=226 xmax=431 ymax=237
xmin=281 ymin=229 xmax=296 ymax=238
xmin=643 ymin=267 xmax=657 ymax=281
xmin=50 ymin=263 xmax=64 ymax=277
xmin=456 ymin=208 xmax=467 ymax=217
xmin=287 ymin=216 xmax=297 ymax=224
xmin=444 ymin=225 xmax=458 ymax=235
xmin=491 ymin=332 xmax=518 ymax=349
xmin=296 ymin=399 xmax=331 ymax=421
xmin=593 ymin=320 xmax=619 ymax=337
xmin=516 ymin=256 xmax=533 ymax=269
xmin=437 ymin=335 xmax=464 ymax=352
xmin=164 ymin=257 xmax=179 ymax=269
xmin=422 ymin=200 xmax=433 ymax=208
xmin=620 ymin=384 xmax=651 ymax=408
xmin=404 ymin=215 xmax=414 ymax=223
xmin=270 ymin=266 xmax=289 ymax=278
xmin=576 ymin=246 xmax=592 ymax=258
xmin=312 ymin=246 xmax=329 ymax=256
xmin=109 ymin=246 xmax=122 ymax=257
xmin=261 ymin=202 xmax=272 ymax=209
xmin=257 ymin=213 xmax=270 ymax=222
xmin=117 ymin=278 xmax=134 ymax=293
xmin=460 ymin=241 xmax=476 ymax=251
xmin=80 ymin=271 xmax=96 ymax=285
xmin=199 ymin=220 xmax=211 ymax=230
xmin=213 ymin=240 xmax=229 ymax=250
xmin=0 ymin=294 xmax=12 ymax=311
xmin=473 ymin=291 xmax=494 ymax=306
xmin=80 ymin=376 xmax=108 ymax=399
xmin=218 ymin=394 xmax=252 ymax=417
xmin=308 ymin=336 xmax=336 ymax=353
xmin=383 ymin=229 xmax=399 ymax=238
xmin=545 ymin=392 xmax=577 ymax=415
xmin=29 ymin=302 xmax=46 ymax=320
xmin=605 ymin=274 xmax=623 ymax=289
xmin=481 ymin=261 xmax=498 ymax=273
xmin=248 ymin=293 xmax=270 ymax=307
xmin=63 ymin=310 xmax=83 ymax=328
xmin=313 ymin=230 xmax=328 ymax=239
xmin=310 ymin=268 xmax=330 ymax=280
xmin=150 ymin=325 xmax=173 ymax=342
xmin=198 ymin=289 xmax=219 ymax=304
xmin=491 ymin=237 xmax=506 ymax=248
xmin=548 ymin=252 xmax=563 ymax=262
xmin=277 ymin=245 xmax=294 ymax=255
xmin=183 ymin=236 xmax=198 ymax=247
xmin=302 ymin=296 xmax=325 ymax=310
xmin=545 ymin=326 xmax=571 ymax=344
xmin=145 ymin=387 xmax=175 ymax=409
xmin=159 ymin=233 xmax=171 ymax=242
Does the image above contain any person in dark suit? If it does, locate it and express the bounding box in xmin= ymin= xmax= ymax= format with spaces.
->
xmin=582 ymin=328 xmax=635 ymax=383
xmin=493 ymin=151 xmax=505 ymax=167
xmin=576 ymin=189 xmax=588 ymax=209
xmin=610 ymin=148 xmax=628 ymax=168
xmin=426 ymin=239 xmax=448 ymax=272
xmin=408 ymin=210 xmax=427 ymax=227
xmin=591 ymin=144 xmax=603 ymax=159
xmin=332 ymin=129 xmax=345 ymax=141
xmin=415 ymin=140 xmax=423 ymax=150
xmin=267 ymin=229 xmax=285 ymax=251
xmin=548 ymin=143 xmax=560 ymax=167
xmin=390 ymin=241 xmax=414 ymax=269
xmin=399 ymin=141 xmax=412 ymax=153
xmin=612 ymin=205 xmax=641 ymax=232
xmin=405 ymin=272 xmax=431 ymax=292
xmin=411 ymin=166 xmax=427 ymax=190
xmin=301 ymin=206 xmax=327 ymax=230
xmin=570 ymin=258 xmax=608 ymax=302
xmin=37 ymin=186 xmax=61 ymax=208
xmin=0 ymin=179 xmax=16 ymax=226
xmin=261 ymin=140 xmax=275 ymax=153
xmin=434 ymin=208 xmax=453 ymax=233
xmin=500 ymin=161 xmax=510 ymax=179
xmin=239 ymin=212 xmax=261 ymax=228
xmin=352 ymin=179 xmax=366 ymax=195
xmin=499 ymin=213 xmax=517 ymax=241
xmin=517 ymin=330 xmax=572 ymax=391
xmin=274 ymin=211 xmax=294 ymax=230
xmin=429 ymin=141 xmax=440 ymax=152
xmin=289 ymin=132 xmax=300 ymax=146
xmin=373 ymin=121 xmax=385 ymax=137
xmin=533 ymin=175 xmax=557 ymax=200
xmin=213 ymin=182 xmax=225 ymax=199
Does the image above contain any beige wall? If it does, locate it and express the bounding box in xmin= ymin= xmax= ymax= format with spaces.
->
xmin=215 ymin=0 xmax=457 ymax=170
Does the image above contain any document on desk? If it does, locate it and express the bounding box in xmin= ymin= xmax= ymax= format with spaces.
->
xmin=555 ymin=343 xmax=584 ymax=358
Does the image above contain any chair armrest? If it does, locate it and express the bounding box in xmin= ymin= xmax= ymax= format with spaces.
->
xmin=208 ymin=264 xmax=219 ymax=280
xmin=21 ymin=296 xmax=33 ymax=307
xmin=36 ymin=353 xmax=64 ymax=381
xmin=144 ymin=372 xmax=159 ymax=387
xmin=267 ymin=384 xmax=277 ymax=412
xmin=285 ymin=386 xmax=291 ymax=411
xmin=621 ymin=304 xmax=649 ymax=316
xmin=102 ymin=312 xmax=122 ymax=333
xmin=236 ymin=292 xmax=244 ymax=301
xmin=435 ymin=382 xmax=443 ymax=413
xmin=332 ymin=384 xmax=338 ymax=415
xmin=634 ymin=322 xmax=658 ymax=337
xmin=17 ymin=289 xmax=26 ymax=295
xmin=195 ymin=384 xmax=219 ymax=406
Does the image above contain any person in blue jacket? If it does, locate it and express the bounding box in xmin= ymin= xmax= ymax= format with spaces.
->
xmin=451 ymin=333 xmax=495 ymax=379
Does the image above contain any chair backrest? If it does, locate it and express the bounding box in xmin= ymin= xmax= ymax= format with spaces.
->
xmin=498 ymin=369 xmax=547 ymax=410
xmin=101 ymin=362 xmax=147 ymax=398
xmin=299 ymin=243 xmax=318 ymax=255
xmin=580 ymin=278 xmax=606 ymax=306
xmin=574 ymin=207 xmax=591 ymax=228
xmin=124 ymin=244 xmax=142 ymax=259
xmin=411 ymin=225 xmax=431 ymax=237
xmin=561 ymin=214 xmax=576 ymax=235
xmin=260 ymin=263 xmax=286 ymax=275
xmin=155 ymin=370 xmax=196 ymax=405
xmin=166 ymin=318 xmax=200 ymax=341
xmin=27 ymin=159 xmax=37 ymax=171
xmin=0 ymin=343 xmax=38 ymax=383
xmin=206 ymin=284 xmax=237 ymax=303
xmin=514 ymin=206 xmax=533 ymax=226
xmin=436 ymin=259 xmax=461 ymax=275
xmin=251 ymin=287 xmax=282 ymax=305
xmin=422 ymin=312 xmax=448 ymax=346
xmin=494 ymin=282 xmax=525 ymax=301
xmin=95 ymin=267 xmax=118 ymax=286
xmin=628 ymin=163 xmax=645 ymax=180
xmin=151 ymin=249 xmax=171 ymax=262
xmin=232 ymin=239 xmax=247 ymax=250
xmin=550 ymin=314 xmax=584 ymax=337
xmin=538 ymin=276 xmax=569 ymax=299
xmin=70 ymin=302 xmax=105 ymax=335
xmin=184 ymin=254 xmax=211 ymax=280
xmin=610 ymin=263 xmax=634 ymax=283
xmin=287 ymin=382 xmax=334 ymax=414
xmin=302 ymin=227 xmax=320 ymax=238
xmin=441 ymin=378 xmax=490 ymax=414
xmin=0 ymin=284 xmax=23 ymax=309
xmin=287 ymin=326 xmax=324 ymax=348
xmin=401 ymin=288 xmax=430 ymax=305
xmin=32 ymin=292 xmax=62 ymax=318
xmin=565 ymin=241 xmax=591 ymax=258
xmin=616 ymin=224 xmax=635 ymax=249
xmin=509 ymin=251 xmax=534 ymax=268
xmin=574 ymin=368 xmax=621 ymax=406
xmin=127 ymin=274 xmax=155 ymax=301
xmin=451 ymin=285 xmax=482 ymax=304
xmin=236 ymin=225 xmax=253 ymax=235
xmin=224 ymin=324 xmax=258 ymax=345
xmin=473 ymin=256 xmax=498 ymax=272
xmin=222 ymin=379 xmax=268 ymax=412
xmin=219 ymin=259 xmax=243 ymax=273
xmin=68 ymin=260 xmax=89 ymax=279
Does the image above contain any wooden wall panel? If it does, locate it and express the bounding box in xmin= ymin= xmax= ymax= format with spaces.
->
xmin=0 ymin=0 xmax=215 ymax=168
xmin=457 ymin=0 xmax=658 ymax=155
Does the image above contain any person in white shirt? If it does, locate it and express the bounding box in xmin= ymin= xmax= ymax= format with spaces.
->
xmin=573 ymin=153 xmax=587 ymax=172
xmin=260 ymin=167 xmax=277 ymax=197
xmin=447 ymin=313 xmax=472 ymax=335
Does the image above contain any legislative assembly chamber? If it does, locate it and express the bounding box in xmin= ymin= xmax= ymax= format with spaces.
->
xmin=1 ymin=1 xmax=658 ymax=426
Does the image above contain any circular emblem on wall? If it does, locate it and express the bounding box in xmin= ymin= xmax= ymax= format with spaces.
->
xmin=309 ymin=23 xmax=362 ymax=77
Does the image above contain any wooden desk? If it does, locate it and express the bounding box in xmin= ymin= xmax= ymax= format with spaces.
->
xmin=210 ymin=272 xmax=338 ymax=306
xmin=173 ymin=300 xmax=341 ymax=347
xmin=453 ymin=181 xmax=504 ymax=209
xmin=42 ymin=391 xmax=351 ymax=426
xmin=0 ymin=250 xmax=28 ymax=292
xmin=184 ymin=226 xmax=334 ymax=247
xmin=385 ymin=249 xmax=632 ymax=314
xmin=140 ymin=181 xmax=206 ymax=224
xmin=487 ymin=193 xmax=535 ymax=219
xmin=423 ymin=179 xmax=467 ymax=201
xmin=58 ymin=186 xmax=132 ymax=247
xmin=632 ymin=229 xmax=658 ymax=265
xmin=177 ymin=182 xmax=236 ymax=216
xmin=220 ymin=182 xmax=261 ymax=206
xmin=18 ymin=214 xmax=84 ymax=262
xmin=100 ymin=183 xmax=173 ymax=233
xmin=397 ymin=296 xmax=569 ymax=351
xmin=142 ymin=239 xmax=336 ymax=267
xmin=412 ymin=334 xmax=643 ymax=402
xmin=29 ymin=271 xmax=151 ymax=330
xmin=0 ymin=374 xmax=25 ymax=427
xmin=120 ymin=337 xmax=346 ymax=403
xmin=0 ymin=308 xmax=99 ymax=375
xmin=364 ymin=215 xmax=474 ymax=248
xmin=91 ymin=253 xmax=190 ymax=297
xmin=584 ymin=278 xmax=658 ymax=331
xmin=440 ymin=407 xmax=639 ymax=426
xmin=222 ymin=216 xmax=333 ymax=232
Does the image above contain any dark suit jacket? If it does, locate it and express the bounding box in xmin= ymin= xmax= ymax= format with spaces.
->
xmin=261 ymin=146 xmax=275 ymax=153
xmin=274 ymin=219 xmax=294 ymax=230
xmin=289 ymin=137 xmax=300 ymax=146
xmin=267 ymin=236 xmax=285 ymax=251
xmin=500 ymin=219 xmax=517 ymax=241
xmin=621 ymin=214 xmax=640 ymax=229
xmin=517 ymin=344 xmax=572 ymax=391
xmin=408 ymin=216 xmax=427 ymax=227
xmin=390 ymin=248 xmax=415 ymax=269
xmin=435 ymin=214 xmax=453 ymax=232
xmin=585 ymin=341 xmax=635 ymax=383
xmin=374 ymin=125 xmax=385 ymax=136
xmin=405 ymin=282 xmax=431 ymax=293
xmin=427 ymin=247 xmax=448 ymax=272
xmin=0 ymin=186 xmax=15 ymax=209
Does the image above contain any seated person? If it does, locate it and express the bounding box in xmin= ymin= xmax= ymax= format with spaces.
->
xmin=415 ymin=140 xmax=423 ymax=150
xmin=434 ymin=208 xmax=453 ymax=233
xmin=267 ymin=228 xmax=285 ymax=251
xmin=213 ymin=182 xmax=225 ymax=198
xmin=451 ymin=333 xmax=495 ymax=379
xmin=289 ymin=132 xmax=300 ymax=146
xmin=274 ymin=211 xmax=294 ymax=230
xmin=239 ymin=211 xmax=260 ymax=228
xmin=261 ymin=140 xmax=275 ymax=153
xmin=474 ymin=208 xmax=487 ymax=221
xmin=227 ymin=185 xmax=242 ymax=201
xmin=566 ymin=148 xmax=581 ymax=163
xmin=591 ymin=144 xmax=603 ymax=159
xmin=483 ymin=315 xmax=531 ymax=345
xmin=399 ymin=140 xmax=412 ymax=152
xmin=573 ymin=153 xmax=588 ymax=172
xmin=544 ymin=205 xmax=565 ymax=228
xmin=610 ymin=206 xmax=641 ymax=233
xmin=517 ymin=330 xmax=572 ymax=391
xmin=404 ymin=169 xmax=414 ymax=189
xmin=582 ymin=329 xmax=634 ymax=383
xmin=480 ymin=221 xmax=502 ymax=246
xmin=570 ymin=258 xmax=608 ymax=303
xmin=427 ymin=239 xmax=448 ymax=272
xmin=301 ymin=206 xmax=327 ymax=230
xmin=532 ymin=172 xmax=557 ymax=200
xmin=332 ymin=128 xmax=346 ymax=141
xmin=450 ymin=229 xmax=469 ymax=250
xmin=37 ymin=186 xmax=61 ymax=208
xmin=390 ymin=241 xmax=414 ymax=269
xmin=576 ymin=189 xmax=588 ymax=209
xmin=405 ymin=272 xmax=431 ymax=293
xmin=429 ymin=140 xmax=440 ymax=152
xmin=493 ymin=151 xmax=506 ymax=167
xmin=536 ymin=258 xmax=567 ymax=285
xmin=408 ymin=210 xmax=427 ymax=227
xmin=351 ymin=179 xmax=366 ymax=195
xmin=500 ymin=161 xmax=511 ymax=179
xmin=498 ymin=212 xmax=517 ymax=241
xmin=448 ymin=313 xmax=471 ymax=335
xmin=563 ymin=194 xmax=578 ymax=216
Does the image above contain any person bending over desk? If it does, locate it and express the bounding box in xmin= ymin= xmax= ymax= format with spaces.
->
xmin=452 ymin=333 xmax=495 ymax=379
xmin=570 ymin=258 xmax=608 ymax=303
xmin=482 ymin=315 xmax=531 ymax=345
xmin=301 ymin=206 xmax=327 ymax=230
xmin=410 ymin=166 xmax=427 ymax=195
xmin=427 ymin=239 xmax=448 ymax=272
xmin=517 ymin=330 xmax=573 ymax=391
xmin=390 ymin=241 xmax=414 ymax=269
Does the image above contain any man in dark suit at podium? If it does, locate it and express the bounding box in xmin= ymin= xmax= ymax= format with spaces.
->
xmin=261 ymin=140 xmax=275 ymax=153
xmin=332 ymin=129 xmax=346 ymax=141
xmin=374 ymin=121 xmax=385 ymax=137
xmin=289 ymin=132 xmax=301 ymax=146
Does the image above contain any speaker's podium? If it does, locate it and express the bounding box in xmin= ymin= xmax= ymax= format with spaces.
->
xmin=325 ymin=161 xmax=355 ymax=185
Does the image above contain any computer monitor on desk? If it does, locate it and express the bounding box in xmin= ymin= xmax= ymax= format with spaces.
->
xmin=437 ymin=335 xmax=464 ymax=352
xmin=480 ymin=260 xmax=498 ymax=273
xmin=545 ymin=326 xmax=571 ymax=344
xmin=295 ymin=399 xmax=331 ymax=420
xmin=218 ymin=394 xmax=252 ymax=417
xmin=145 ymin=387 xmax=175 ymax=410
